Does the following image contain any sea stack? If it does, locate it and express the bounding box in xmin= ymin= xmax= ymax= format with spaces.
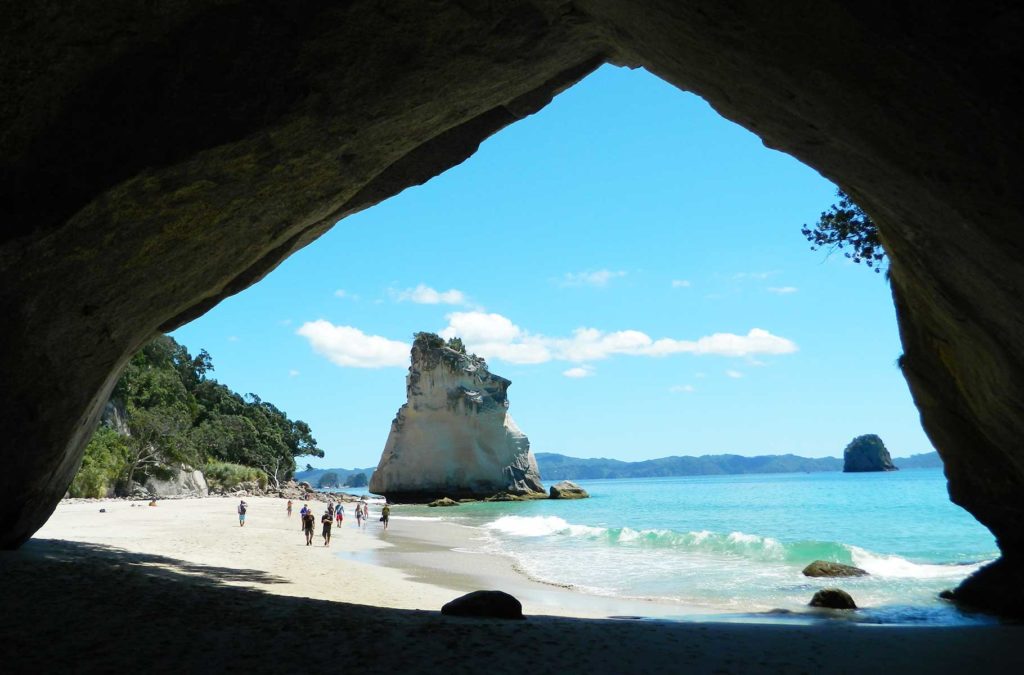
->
xmin=369 ymin=332 xmax=545 ymax=501
xmin=843 ymin=434 xmax=898 ymax=472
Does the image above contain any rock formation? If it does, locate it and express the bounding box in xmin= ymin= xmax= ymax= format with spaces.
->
xmin=3 ymin=0 xmax=1024 ymax=618
xmin=369 ymin=334 xmax=544 ymax=501
xmin=143 ymin=468 xmax=208 ymax=499
xmin=802 ymin=561 xmax=869 ymax=578
xmin=809 ymin=589 xmax=857 ymax=610
xmin=843 ymin=435 xmax=898 ymax=473
xmin=549 ymin=481 xmax=590 ymax=500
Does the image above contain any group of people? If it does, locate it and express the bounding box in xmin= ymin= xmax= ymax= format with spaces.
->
xmin=237 ymin=498 xmax=391 ymax=545
xmin=286 ymin=498 xmax=382 ymax=546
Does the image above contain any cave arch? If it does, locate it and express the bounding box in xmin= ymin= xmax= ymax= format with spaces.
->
xmin=3 ymin=1 xmax=1023 ymax=612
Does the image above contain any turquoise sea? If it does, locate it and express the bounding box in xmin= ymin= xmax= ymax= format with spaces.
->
xmin=389 ymin=468 xmax=1000 ymax=624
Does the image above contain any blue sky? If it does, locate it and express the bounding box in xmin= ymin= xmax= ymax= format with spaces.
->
xmin=171 ymin=64 xmax=932 ymax=469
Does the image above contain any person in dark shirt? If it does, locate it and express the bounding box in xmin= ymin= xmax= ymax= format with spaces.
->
xmin=321 ymin=510 xmax=333 ymax=546
xmin=302 ymin=510 xmax=316 ymax=546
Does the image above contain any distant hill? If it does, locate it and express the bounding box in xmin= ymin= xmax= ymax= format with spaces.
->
xmin=895 ymin=452 xmax=944 ymax=469
xmin=535 ymin=451 xmax=943 ymax=480
xmin=295 ymin=466 xmax=376 ymax=487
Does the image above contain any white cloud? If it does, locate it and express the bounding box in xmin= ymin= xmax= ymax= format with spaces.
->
xmin=441 ymin=312 xmax=550 ymax=364
xmin=296 ymin=320 xmax=409 ymax=368
xmin=288 ymin=369 xmax=300 ymax=377
xmin=671 ymin=279 xmax=691 ymax=288
xmin=561 ymin=269 xmax=626 ymax=287
xmin=670 ymin=384 xmax=696 ymax=393
xmin=393 ymin=284 xmax=467 ymax=305
xmin=334 ymin=289 xmax=360 ymax=300
xmin=767 ymin=286 xmax=798 ymax=294
xmin=726 ymin=369 xmax=744 ymax=379
xmin=438 ymin=312 xmax=797 ymax=365
xmin=227 ymin=335 xmax=239 ymax=342
xmin=563 ymin=366 xmax=594 ymax=379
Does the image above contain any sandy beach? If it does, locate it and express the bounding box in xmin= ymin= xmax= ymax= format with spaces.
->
xmin=2 ymin=496 xmax=1023 ymax=673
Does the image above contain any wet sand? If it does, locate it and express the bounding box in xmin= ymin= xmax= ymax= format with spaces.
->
xmin=2 ymin=496 xmax=1022 ymax=673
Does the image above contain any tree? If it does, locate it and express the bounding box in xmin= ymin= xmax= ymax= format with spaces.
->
xmin=446 ymin=336 xmax=466 ymax=354
xmin=801 ymin=189 xmax=887 ymax=273
xmin=345 ymin=472 xmax=369 ymax=488
xmin=319 ymin=471 xmax=340 ymax=488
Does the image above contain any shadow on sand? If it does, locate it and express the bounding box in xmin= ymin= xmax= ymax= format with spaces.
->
xmin=1 ymin=539 xmax=1022 ymax=674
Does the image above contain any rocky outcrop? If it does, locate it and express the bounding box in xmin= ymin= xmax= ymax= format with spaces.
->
xmin=549 ymin=481 xmax=589 ymax=500
xmin=843 ymin=435 xmax=898 ymax=473
xmin=441 ymin=590 xmax=524 ymax=620
xmin=809 ymin=589 xmax=857 ymax=610
xmin=143 ymin=468 xmax=208 ymax=499
xmin=3 ymin=1 xmax=1024 ymax=618
xmin=370 ymin=335 xmax=545 ymax=502
xmin=428 ymin=498 xmax=459 ymax=508
xmin=802 ymin=561 xmax=869 ymax=578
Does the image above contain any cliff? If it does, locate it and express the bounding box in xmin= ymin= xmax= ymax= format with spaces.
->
xmin=843 ymin=434 xmax=898 ymax=472
xmin=369 ymin=334 xmax=544 ymax=501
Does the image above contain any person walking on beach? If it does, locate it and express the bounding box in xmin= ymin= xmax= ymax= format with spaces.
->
xmin=354 ymin=503 xmax=363 ymax=528
xmin=362 ymin=501 xmax=369 ymax=522
xmin=302 ymin=508 xmax=316 ymax=546
xmin=286 ymin=500 xmax=293 ymax=518
xmin=237 ymin=500 xmax=247 ymax=527
xmin=321 ymin=509 xmax=333 ymax=546
xmin=336 ymin=503 xmax=345 ymax=528
xmin=380 ymin=503 xmax=390 ymax=530
xmin=299 ymin=503 xmax=309 ymax=530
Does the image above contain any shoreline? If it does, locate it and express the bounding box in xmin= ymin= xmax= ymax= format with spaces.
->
xmin=3 ymin=496 xmax=1024 ymax=673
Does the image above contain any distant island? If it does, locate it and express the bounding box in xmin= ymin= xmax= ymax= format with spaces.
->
xmin=534 ymin=451 xmax=942 ymax=481
xmin=295 ymin=466 xmax=377 ymax=488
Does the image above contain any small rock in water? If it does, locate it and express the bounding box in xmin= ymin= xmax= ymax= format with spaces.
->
xmin=802 ymin=560 xmax=869 ymax=577
xmin=809 ymin=588 xmax=857 ymax=609
xmin=441 ymin=590 xmax=524 ymax=620
xmin=428 ymin=497 xmax=459 ymax=507
xmin=549 ymin=480 xmax=589 ymax=499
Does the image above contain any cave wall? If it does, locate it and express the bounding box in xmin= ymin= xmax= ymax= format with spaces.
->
xmin=3 ymin=0 xmax=1024 ymax=607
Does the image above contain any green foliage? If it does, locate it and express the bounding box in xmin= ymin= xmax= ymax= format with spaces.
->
xmin=318 ymin=471 xmax=340 ymax=488
xmin=203 ymin=461 xmax=268 ymax=491
xmin=345 ymin=472 xmax=369 ymax=488
xmin=445 ymin=336 xmax=466 ymax=354
xmin=413 ymin=331 xmax=445 ymax=350
xmin=73 ymin=334 xmax=322 ymax=492
xmin=68 ymin=427 xmax=131 ymax=497
xmin=801 ymin=189 xmax=886 ymax=273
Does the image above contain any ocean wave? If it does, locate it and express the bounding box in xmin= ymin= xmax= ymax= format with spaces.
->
xmin=483 ymin=515 xmax=990 ymax=574
xmin=849 ymin=546 xmax=988 ymax=579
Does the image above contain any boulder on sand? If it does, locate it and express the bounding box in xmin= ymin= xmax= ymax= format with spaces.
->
xmin=802 ymin=560 xmax=869 ymax=577
xmin=809 ymin=588 xmax=857 ymax=609
xmin=549 ymin=480 xmax=589 ymax=499
xmin=441 ymin=590 xmax=524 ymax=619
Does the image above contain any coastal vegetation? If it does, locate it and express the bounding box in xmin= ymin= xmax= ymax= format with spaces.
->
xmin=68 ymin=336 xmax=322 ymax=497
